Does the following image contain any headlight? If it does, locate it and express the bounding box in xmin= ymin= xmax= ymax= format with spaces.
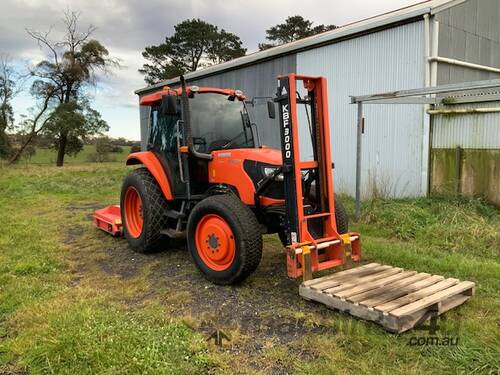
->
xmin=263 ymin=167 xmax=278 ymax=176
xmin=263 ymin=167 xmax=284 ymax=181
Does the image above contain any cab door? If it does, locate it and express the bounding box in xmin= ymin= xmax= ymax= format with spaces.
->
xmin=147 ymin=104 xmax=187 ymax=197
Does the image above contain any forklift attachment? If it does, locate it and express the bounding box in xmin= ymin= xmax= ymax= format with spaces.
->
xmin=94 ymin=205 xmax=123 ymax=236
xmin=275 ymin=74 xmax=361 ymax=278
xmin=299 ymin=263 xmax=475 ymax=333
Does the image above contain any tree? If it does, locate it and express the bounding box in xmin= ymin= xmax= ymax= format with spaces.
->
xmin=8 ymin=81 xmax=58 ymax=164
xmin=208 ymin=29 xmax=248 ymax=65
xmin=259 ymin=16 xmax=337 ymax=50
xmin=140 ymin=19 xmax=246 ymax=84
xmin=22 ymin=9 xmax=118 ymax=166
xmin=93 ymin=136 xmax=116 ymax=162
xmin=0 ymin=55 xmax=19 ymax=159
xmin=43 ymin=99 xmax=108 ymax=159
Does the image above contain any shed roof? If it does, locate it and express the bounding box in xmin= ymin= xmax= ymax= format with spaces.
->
xmin=135 ymin=0 xmax=464 ymax=95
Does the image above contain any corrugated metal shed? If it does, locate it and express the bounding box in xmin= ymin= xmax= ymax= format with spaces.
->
xmin=134 ymin=0 xmax=500 ymax=199
xmin=436 ymin=0 xmax=500 ymax=84
xmin=432 ymin=101 xmax=500 ymax=148
xmin=297 ymin=21 xmax=426 ymax=198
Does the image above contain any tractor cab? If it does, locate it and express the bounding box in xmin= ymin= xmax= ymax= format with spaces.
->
xmin=142 ymin=86 xmax=258 ymax=153
xmin=138 ymin=85 xmax=277 ymax=199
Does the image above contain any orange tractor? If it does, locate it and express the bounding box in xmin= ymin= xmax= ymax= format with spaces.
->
xmin=95 ymin=74 xmax=361 ymax=284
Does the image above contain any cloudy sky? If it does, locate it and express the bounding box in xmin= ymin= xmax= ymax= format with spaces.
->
xmin=2 ymin=0 xmax=418 ymax=140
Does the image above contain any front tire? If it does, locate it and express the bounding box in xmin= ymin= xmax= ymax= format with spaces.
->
xmin=120 ymin=168 xmax=170 ymax=253
xmin=187 ymin=194 xmax=263 ymax=285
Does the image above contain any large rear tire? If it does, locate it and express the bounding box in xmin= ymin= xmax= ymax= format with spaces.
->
xmin=187 ymin=194 xmax=263 ymax=285
xmin=121 ymin=168 xmax=170 ymax=253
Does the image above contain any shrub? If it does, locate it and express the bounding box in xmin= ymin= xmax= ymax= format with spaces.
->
xmin=86 ymin=152 xmax=116 ymax=163
xmin=130 ymin=144 xmax=141 ymax=153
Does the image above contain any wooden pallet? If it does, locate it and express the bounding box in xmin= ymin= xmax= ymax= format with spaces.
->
xmin=299 ymin=263 xmax=475 ymax=333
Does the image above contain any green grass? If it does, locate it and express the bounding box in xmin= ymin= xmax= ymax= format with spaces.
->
xmin=354 ymin=196 xmax=499 ymax=260
xmin=23 ymin=144 xmax=131 ymax=165
xmin=0 ymin=164 xmax=214 ymax=374
xmin=10 ymin=300 xmax=211 ymax=374
xmin=0 ymin=163 xmax=498 ymax=374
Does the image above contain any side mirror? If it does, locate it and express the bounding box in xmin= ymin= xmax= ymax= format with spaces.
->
xmin=267 ymin=100 xmax=276 ymax=119
xmin=161 ymin=95 xmax=178 ymax=116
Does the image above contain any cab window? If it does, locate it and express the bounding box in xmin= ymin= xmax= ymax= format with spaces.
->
xmin=189 ymin=93 xmax=254 ymax=152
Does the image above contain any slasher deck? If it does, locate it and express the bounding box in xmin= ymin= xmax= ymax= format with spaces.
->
xmin=299 ymin=263 xmax=475 ymax=333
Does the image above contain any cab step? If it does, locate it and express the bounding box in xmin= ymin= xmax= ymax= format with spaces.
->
xmin=160 ymin=228 xmax=186 ymax=239
xmin=299 ymin=263 xmax=475 ymax=333
xmin=165 ymin=210 xmax=186 ymax=220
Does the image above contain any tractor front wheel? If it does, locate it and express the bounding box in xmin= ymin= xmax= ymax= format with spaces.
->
xmin=121 ymin=168 xmax=170 ymax=253
xmin=187 ymin=194 xmax=262 ymax=285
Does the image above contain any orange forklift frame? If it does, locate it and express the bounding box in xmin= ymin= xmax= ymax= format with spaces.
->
xmin=275 ymin=74 xmax=361 ymax=278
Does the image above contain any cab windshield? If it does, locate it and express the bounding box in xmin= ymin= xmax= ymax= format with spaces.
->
xmin=189 ymin=93 xmax=255 ymax=152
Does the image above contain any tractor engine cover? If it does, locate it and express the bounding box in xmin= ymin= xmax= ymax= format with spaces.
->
xmin=208 ymin=148 xmax=283 ymax=206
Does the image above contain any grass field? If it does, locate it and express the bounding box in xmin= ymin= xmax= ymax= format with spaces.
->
xmin=0 ymin=163 xmax=498 ymax=374
xmin=18 ymin=145 xmax=131 ymax=165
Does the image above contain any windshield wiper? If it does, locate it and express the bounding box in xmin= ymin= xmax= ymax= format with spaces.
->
xmin=222 ymin=130 xmax=246 ymax=149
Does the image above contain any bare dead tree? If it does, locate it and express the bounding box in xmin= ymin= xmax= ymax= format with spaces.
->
xmin=15 ymin=9 xmax=119 ymax=166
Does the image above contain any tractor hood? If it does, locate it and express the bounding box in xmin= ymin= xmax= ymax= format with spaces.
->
xmin=211 ymin=147 xmax=282 ymax=166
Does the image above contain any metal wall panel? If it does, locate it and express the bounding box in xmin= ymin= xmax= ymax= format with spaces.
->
xmin=436 ymin=0 xmax=500 ymax=85
xmin=432 ymin=101 xmax=500 ymax=148
xmin=181 ymin=56 xmax=296 ymax=149
xmin=297 ymin=21 xmax=426 ymax=198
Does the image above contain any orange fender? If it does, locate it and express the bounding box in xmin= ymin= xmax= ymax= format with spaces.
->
xmin=126 ymin=151 xmax=173 ymax=200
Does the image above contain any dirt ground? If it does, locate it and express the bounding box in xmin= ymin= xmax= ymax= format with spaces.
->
xmin=64 ymin=201 xmax=361 ymax=372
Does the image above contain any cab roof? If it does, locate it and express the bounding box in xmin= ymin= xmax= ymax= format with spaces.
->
xmin=139 ymin=86 xmax=246 ymax=106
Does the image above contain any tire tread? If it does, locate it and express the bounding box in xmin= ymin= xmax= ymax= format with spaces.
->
xmin=122 ymin=168 xmax=169 ymax=253
xmin=334 ymin=198 xmax=349 ymax=234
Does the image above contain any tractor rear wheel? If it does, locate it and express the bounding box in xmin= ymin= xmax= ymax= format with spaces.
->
xmin=187 ymin=194 xmax=262 ymax=285
xmin=121 ymin=168 xmax=170 ymax=253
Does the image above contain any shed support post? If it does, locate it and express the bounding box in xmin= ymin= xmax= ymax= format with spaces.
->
xmin=455 ymin=146 xmax=462 ymax=195
xmin=355 ymin=102 xmax=363 ymax=222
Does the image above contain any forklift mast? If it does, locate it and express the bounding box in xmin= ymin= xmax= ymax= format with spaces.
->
xmin=275 ymin=74 xmax=361 ymax=278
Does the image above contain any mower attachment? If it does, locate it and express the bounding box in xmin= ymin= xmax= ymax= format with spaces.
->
xmin=94 ymin=205 xmax=123 ymax=236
